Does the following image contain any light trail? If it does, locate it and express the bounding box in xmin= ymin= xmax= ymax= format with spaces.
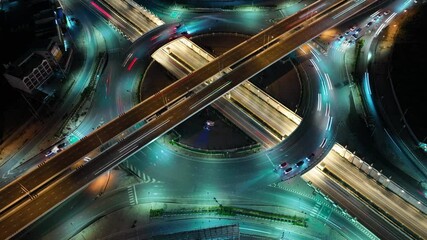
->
xmin=118 ymin=119 xmax=170 ymax=153
xmin=374 ymin=23 xmax=386 ymax=37
xmin=95 ymin=145 xmax=138 ymax=176
xmin=333 ymin=0 xmax=366 ymax=19
xmin=364 ymin=72 xmax=371 ymax=95
xmin=327 ymin=116 xmax=333 ymax=130
xmin=320 ymin=138 xmax=327 ymax=148
xmin=90 ymin=1 xmax=112 ymax=19
xmin=324 ymin=73 xmax=333 ymax=90
xmin=189 ymin=81 xmax=231 ymax=110
xmin=299 ymin=46 xmax=308 ymax=54
xmin=385 ymin=12 xmax=397 ymax=23
xmin=127 ymin=57 xmax=138 ymax=71
xmin=325 ymin=103 xmax=330 ymax=117
xmin=370 ymin=10 xmax=380 ymax=17
xmin=122 ymin=52 xmax=134 ymax=67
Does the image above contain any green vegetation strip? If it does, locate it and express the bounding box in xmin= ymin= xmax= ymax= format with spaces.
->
xmin=149 ymin=206 xmax=308 ymax=227
xmin=353 ymin=39 xmax=364 ymax=75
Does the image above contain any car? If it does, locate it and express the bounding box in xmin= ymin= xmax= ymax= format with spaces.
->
xmin=279 ymin=162 xmax=288 ymax=168
xmin=296 ymin=160 xmax=305 ymax=167
xmin=337 ymin=35 xmax=345 ymax=41
xmin=349 ymin=25 xmax=357 ymax=32
xmin=284 ymin=167 xmax=293 ymax=174
xmin=383 ymin=10 xmax=391 ymax=15
xmin=344 ymin=31 xmax=350 ymax=35
xmin=355 ymin=28 xmax=362 ymax=34
xmin=45 ymin=145 xmax=61 ymax=157
xmin=45 ymin=150 xmax=54 ymax=157
xmin=204 ymin=120 xmax=215 ymax=130
xmin=351 ymin=33 xmax=359 ymax=40
xmin=308 ymin=153 xmax=315 ymax=160
xmin=57 ymin=142 xmax=67 ymax=149
xmin=373 ymin=14 xmax=382 ymax=21
xmin=366 ymin=21 xmax=373 ymax=27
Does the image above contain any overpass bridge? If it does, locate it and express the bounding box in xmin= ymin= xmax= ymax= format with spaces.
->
xmin=151 ymin=26 xmax=427 ymax=240
xmin=95 ymin=0 xmax=164 ymax=41
xmin=151 ymin=36 xmax=302 ymax=148
xmin=0 ymin=0 xmax=381 ymax=238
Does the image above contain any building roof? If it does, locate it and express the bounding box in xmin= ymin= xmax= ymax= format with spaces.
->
xmin=8 ymin=53 xmax=46 ymax=78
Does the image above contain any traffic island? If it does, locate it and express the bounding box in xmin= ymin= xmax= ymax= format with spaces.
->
xmin=164 ymin=106 xmax=260 ymax=158
xmin=149 ymin=205 xmax=308 ymax=227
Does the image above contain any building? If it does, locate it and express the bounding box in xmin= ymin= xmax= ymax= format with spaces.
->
xmin=3 ymin=40 xmax=63 ymax=94
xmin=1 ymin=0 xmax=68 ymax=94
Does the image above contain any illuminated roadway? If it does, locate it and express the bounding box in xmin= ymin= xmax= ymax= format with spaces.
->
xmin=86 ymin=0 xmax=143 ymax=41
xmin=152 ymin=37 xmax=298 ymax=144
xmin=302 ymin=168 xmax=413 ymax=239
xmin=312 ymin=150 xmax=427 ymax=238
xmin=231 ymin=84 xmax=299 ymax=138
xmin=89 ymin=0 xmax=165 ymax=41
xmin=0 ymin=0 xmax=382 ymax=238
xmin=99 ymin=0 xmax=164 ymax=32
xmin=0 ymin=0 xmax=341 ymax=216
xmin=151 ymin=37 xmax=287 ymax=147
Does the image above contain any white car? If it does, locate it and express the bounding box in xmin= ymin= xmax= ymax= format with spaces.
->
xmin=349 ymin=25 xmax=357 ymax=32
xmin=45 ymin=150 xmax=54 ymax=157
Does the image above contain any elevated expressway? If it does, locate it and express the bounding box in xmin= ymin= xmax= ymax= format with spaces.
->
xmin=94 ymin=0 xmax=164 ymax=41
xmin=0 ymin=0 xmax=382 ymax=238
xmin=303 ymin=148 xmax=427 ymax=239
xmin=151 ymin=36 xmax=301 ymax=148
xmin=0 ymin=0 xmax=337 ymax=218
xmin=153 ymin=33 xmax=427 ymax=240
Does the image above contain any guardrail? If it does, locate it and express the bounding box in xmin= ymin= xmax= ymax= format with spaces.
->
xmin=242 ymin=82 xmax=302 ymax=125
xmin=332 ymin=143 xmax=427 ymax=214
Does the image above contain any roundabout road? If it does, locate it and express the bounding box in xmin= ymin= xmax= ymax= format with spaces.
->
xmin=12 ymin=1 xmax=376 ymax=239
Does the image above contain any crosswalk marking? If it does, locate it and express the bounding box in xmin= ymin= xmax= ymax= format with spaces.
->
xmin=127 ymin=186 xmax=136 ymax=205
xmin=74 ymin=130 xmax=85 ymax=139
xmin=268 ymin=183 xmax=315 ymax=200
xmin=124 ymin=163 xmax=160 ymax=184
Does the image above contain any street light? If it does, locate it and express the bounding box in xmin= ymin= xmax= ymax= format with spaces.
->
xmin=368 ymin=163 xmax=374 ymax=175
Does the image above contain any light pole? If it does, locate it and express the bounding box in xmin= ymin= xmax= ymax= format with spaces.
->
xmin=343 ymin=145 xmax=347 ymax=158
xmin=351 ymin=151 xmax=356 ymax=164
xmin=368 ymin=163 xmax=374 ymax=175
xmin=385 ymin=176 xmax=391 ymax=188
